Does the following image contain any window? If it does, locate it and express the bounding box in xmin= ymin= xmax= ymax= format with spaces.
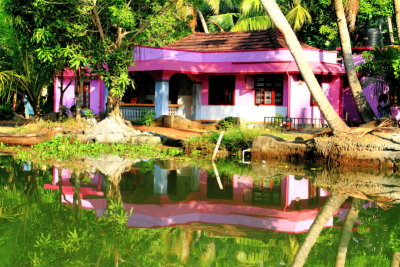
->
xmin=208 ymin=75 xmax=235 ymax=105
xmin=254 ymin=75 xmax=283 ymax=105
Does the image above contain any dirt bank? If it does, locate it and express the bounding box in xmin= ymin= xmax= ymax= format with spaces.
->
xmin=252 ymin=127 xmax=400 ymax=169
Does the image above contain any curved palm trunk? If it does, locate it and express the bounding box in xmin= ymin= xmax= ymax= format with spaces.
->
xmin=335 ymin=198 xmax=362 ymax=267
xmin=392 ymin=252 xmax=400 ymax=267
xmin=292 ymin=193 xmax=348 ymax=267
xmin=395 ymin=0 xmax=400 ymax=42
xmin=334 ymin=0 xmax=375 ymax=122
xmin=197 ymin=10 xmax=209 ymax=33
xmin=259 ymin=0 xmax=350 ymax=134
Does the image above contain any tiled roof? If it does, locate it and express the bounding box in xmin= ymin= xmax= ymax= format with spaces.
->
xmin=164 ymin=30 xmax=317 ymax=51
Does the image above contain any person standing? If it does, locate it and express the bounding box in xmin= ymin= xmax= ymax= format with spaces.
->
xmin=22 ymin=95 xmax=34 ymax=119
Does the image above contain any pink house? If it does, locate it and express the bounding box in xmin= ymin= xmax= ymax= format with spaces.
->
xmin=342 ymin=48 xmax=400 ymax=123
xmin=54 ymin=30 xmax=346 ymax=124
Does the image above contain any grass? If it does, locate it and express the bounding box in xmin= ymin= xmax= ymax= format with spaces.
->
xmin=0 ymin=119 xmax=88 ymax=134
xmin=184 ymin=126 xmax=316 ymax=156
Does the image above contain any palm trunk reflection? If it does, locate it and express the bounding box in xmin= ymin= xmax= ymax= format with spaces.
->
xmin=292 ymin=192 xmax=348 ymax=267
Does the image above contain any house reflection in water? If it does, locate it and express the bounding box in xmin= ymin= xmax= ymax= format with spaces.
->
xmin=44 ymin=162 xmax=332 ymax=233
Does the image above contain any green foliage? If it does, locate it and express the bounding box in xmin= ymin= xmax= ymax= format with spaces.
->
xmin=217 ymin=116 xmax=240 ymax=130
xmin=13 ymin=135 xmax=182 ymax=163
xmin=0 ymin=103 xmax=13 ymax=120
xmin=80 ymin=108 xmax=95 ymax=118
xmin=184 ymin=127 xmax=267 ymax=155
xmin=357 ymin=47 xmax=400 ymax=104
xmin=138 ymin=110 xmax=156 ymax=126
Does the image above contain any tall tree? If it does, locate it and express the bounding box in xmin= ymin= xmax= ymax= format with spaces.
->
xmin=334 ymin=0 xmax=376 ymax=122
xmin=395 ymin=0 xmax=400 ymax=41
xmin=259 ymin=0 xmax=350 ymax=133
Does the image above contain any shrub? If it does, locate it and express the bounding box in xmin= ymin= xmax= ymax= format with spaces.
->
xmin=0 ymin=103 xmax=14 ymax=120
xmin=217 ymin=116 xmax=240 ymax=130
xmin=184 ymin=127 xmax=267 ymax=155
xmin=139 ymin=110 xmax=156 ymax=126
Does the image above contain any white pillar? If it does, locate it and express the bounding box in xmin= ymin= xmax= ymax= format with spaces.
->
xmin=192 ymin=82 xmax=202 ymax=120
xmin=153 ymin=164 xmax=168 ymax=195
xmin=155 ymin=80 xmax=169 ymax=118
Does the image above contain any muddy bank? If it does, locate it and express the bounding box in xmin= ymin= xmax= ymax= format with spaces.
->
xmin=251 ymin=130 xmax=400 ymax=169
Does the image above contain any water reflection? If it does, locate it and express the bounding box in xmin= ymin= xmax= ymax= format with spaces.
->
xmin=44 ymin=161 xmax=337 ymax=233
xmin=2 ymin=156 xmax=400 ymax=266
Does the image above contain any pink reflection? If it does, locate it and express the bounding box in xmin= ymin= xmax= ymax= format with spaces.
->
xmin=45 ymin=167 xmax=336 ymax=233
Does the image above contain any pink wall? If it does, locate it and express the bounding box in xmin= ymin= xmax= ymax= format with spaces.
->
xmin=289 ymin=74 xmax=342 ymax=120
xmin=54 ymin=71 xmax=105 ymax=114
xmin=54 ymin=76 xmax=77 ymax=112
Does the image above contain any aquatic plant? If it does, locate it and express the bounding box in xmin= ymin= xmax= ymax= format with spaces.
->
xmin=12 ymin=135 xmax=182 ymax=163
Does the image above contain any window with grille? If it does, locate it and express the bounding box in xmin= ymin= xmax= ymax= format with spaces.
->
xmin=254 ymin=75 xmax=283 ymax=105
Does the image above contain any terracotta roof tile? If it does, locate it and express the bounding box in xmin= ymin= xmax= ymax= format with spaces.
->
xmin=164 ymin=30 xmax=317 ymax=51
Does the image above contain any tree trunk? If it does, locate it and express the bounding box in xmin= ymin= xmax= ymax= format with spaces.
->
xmin=75 ymin=68 xmax=83 ymax=121
xmin=395 ymin=0 xmax=400 ymax=42
xmin=197 ymin=10 xmax=209 ymax=33
xmin=392 ymin=252 xmax=400 ymax=267
xmin=335 ymin=198 xmax=362 ymax=267
xmin=388 ymin=16 xmax=395 ymax=44
xmin=292 ymin=193 xmax=348 ymax=267
xmin=344 ymin=0 xmax=359 ymax=32
xmin=334 ymin=0 xmax=375 ymax=122
xmin=12 ymin=92 xmax=17 ymax=111
xmin=91 ymin=1 xmax=105 ymax=42
xmin=259 ymin=0 xmax=350 ymax=134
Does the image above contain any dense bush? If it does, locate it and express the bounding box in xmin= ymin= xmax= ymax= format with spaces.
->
xmin=138 ymin=110 xmax=156 ymax=126
xmin=217 ymin=116 xmax=240 ymax=130
xmin=0 ymin=103 xmax=14 ymax=120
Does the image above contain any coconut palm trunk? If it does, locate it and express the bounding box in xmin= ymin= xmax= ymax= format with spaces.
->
xmin=394 ymin=0 xmax=400 ymax=42
xmin=388 ymin=16 xmax=395 ymax=44
xmin=334 ymin=0 xmax=375 ymax=122
xmin=392 ymin=252 xmax=400 ymax=267
xmin=259 ymin=0 xmax=350 ymax=133
xmin=335 ymin=198 xmax=362 ymax=267
xmin=292 ymin=193 xmax=348 ymax=267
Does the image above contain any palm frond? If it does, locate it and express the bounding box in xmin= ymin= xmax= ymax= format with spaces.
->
xmin=205 ymin=0 xmax=221 ymax=14
xmin=285 ymin=1 xmax=311 ymax=31
xmin=241 ymin=0 xmax=263 ymax=14
xmin=231 ymin=15 xmax=272 ymax=31
xmin=209 ymin=13 xmax=238 ymax=30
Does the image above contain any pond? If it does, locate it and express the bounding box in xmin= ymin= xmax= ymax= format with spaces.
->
xmin=0 ymin=155 xmax=399 ymax=266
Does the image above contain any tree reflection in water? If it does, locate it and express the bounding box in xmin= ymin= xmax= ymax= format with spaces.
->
xmin=0 ymin=156 xmax=399 ymax=266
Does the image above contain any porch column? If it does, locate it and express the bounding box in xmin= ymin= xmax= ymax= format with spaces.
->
xmin=192 ymin=82 xmax=202 ymax=120
xmin=155 ymin=80 xmax=169 ymax=118
xmin=153 ymin=164 xmax=168 ymax=195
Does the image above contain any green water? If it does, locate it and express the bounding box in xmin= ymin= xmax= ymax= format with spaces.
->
xmin=0 ymin=155 xmax=399 ymax=266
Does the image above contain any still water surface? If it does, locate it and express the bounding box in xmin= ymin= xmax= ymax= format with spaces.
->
xmin=0 ymin=155 xmax=399 ymax=266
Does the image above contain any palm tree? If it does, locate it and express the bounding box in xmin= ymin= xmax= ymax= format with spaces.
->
xmin=394 ymin=0 xmax=400 ymax=42
xmin=259 ymin=0 xmax=350 ymax=133
xmin=334 ymin=0 xmax=376 ymax=123
xmin=208 ymin=0 xmax=311 ymax=32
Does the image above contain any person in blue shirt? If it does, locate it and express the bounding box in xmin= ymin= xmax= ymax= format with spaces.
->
xmin=22 ymin=95 xmax=34 ymax=119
